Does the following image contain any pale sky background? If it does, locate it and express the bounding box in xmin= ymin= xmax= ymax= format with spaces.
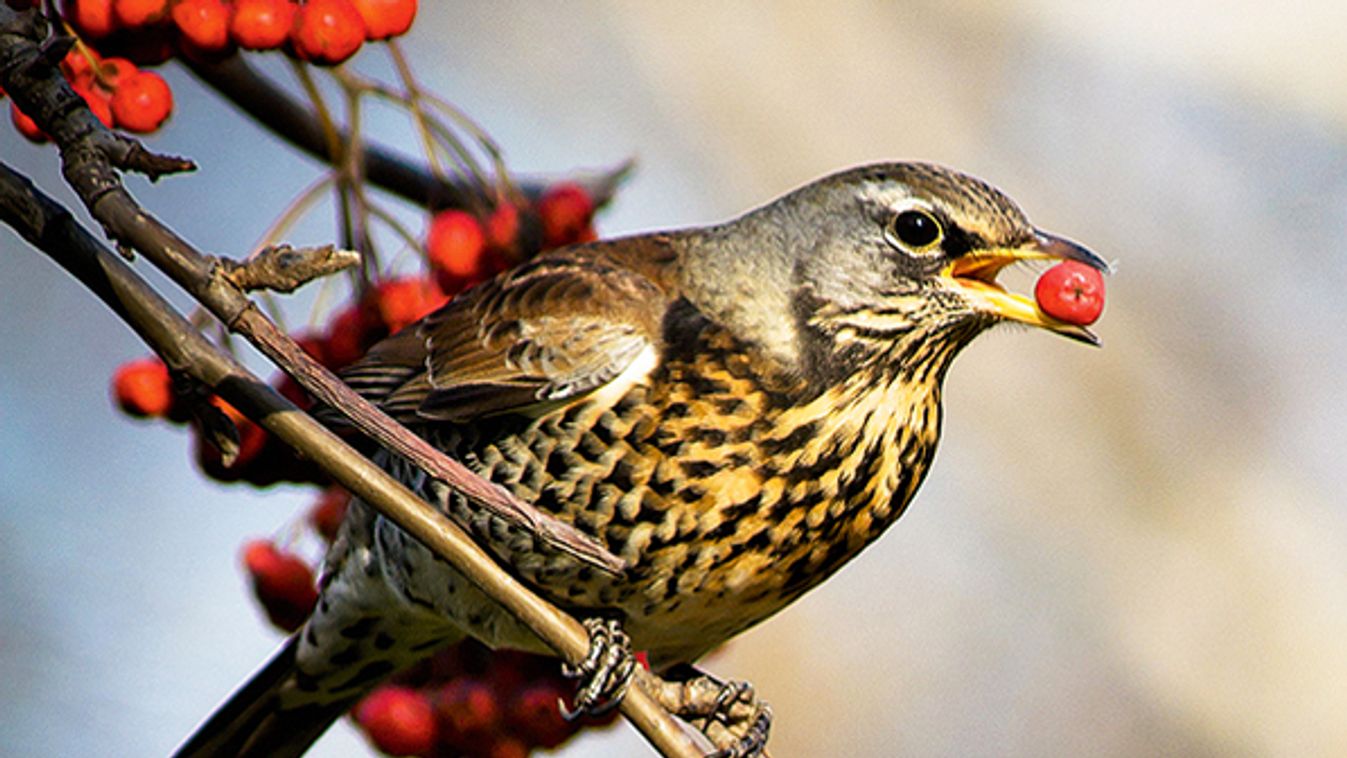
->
xmin=3 ymin=2 xmax=1347 ymax=756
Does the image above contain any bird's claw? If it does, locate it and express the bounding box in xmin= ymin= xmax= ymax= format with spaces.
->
xmin=647 ymin=667 xmax=773 ymax=757
xmin=703 ymin=680 xmax=771 ymax=758
xmin=559 ymin=617 xmax=636 ymax=720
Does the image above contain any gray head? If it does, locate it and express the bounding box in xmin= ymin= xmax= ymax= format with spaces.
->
xmin=680 ymin=162 xmax=1107 ymax=382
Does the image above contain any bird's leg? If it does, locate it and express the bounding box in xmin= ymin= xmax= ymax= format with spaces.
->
xmin=560 ymin=617 xmax=637 ymax=719
xmin=645 ymin=664 xmax=773 ymax=758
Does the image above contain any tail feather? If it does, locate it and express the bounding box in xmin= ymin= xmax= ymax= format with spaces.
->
xmin=174 ymin=635 xmax=358 ymax=758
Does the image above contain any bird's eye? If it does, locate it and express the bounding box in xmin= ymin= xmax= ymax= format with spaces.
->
xmin=888 ymin=209 xmax=943 ymax=252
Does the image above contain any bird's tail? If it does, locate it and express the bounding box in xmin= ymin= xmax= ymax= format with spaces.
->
xmin=173 ymin=635 xmax=358 ymax=758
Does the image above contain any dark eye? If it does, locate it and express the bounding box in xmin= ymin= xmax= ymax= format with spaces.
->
xmin=889 ymin=210 xmax=943 ymax=251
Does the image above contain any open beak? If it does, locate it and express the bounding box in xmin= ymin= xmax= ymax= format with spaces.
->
xmin=939 ymin=230 xmax=1110 ymax=345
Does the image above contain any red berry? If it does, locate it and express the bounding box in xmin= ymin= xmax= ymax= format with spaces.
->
xmin=485 ymin=736 xmax=530 ymax=758
xmin=371 ymin=277 xmax=448 ymax=334
xmin=290 ymin=0 xmax=366 ymax=65
xmin=485 ymin=202 xmax=520 ymax=252
xmin=229 ymin=0 xmax=296 ymax=50
xmin=308 ymin=486 xmax=350 ymax=543
xmin=72 ymin=82 xmax=115 ymax=127
xmin=241 ymin=539 xmax=318 ymax=631
xmin=1034 ymin=260 xmax=1106 ymax=326
xmin=68 ymin=0 xmax=117 ymax=38
xmin=201 ymin=396 xmax=270 ymax=471
xmin=355 ymin=686 xmax=438 ymax=756
xmin=435 ymin=679 xmax=501 ymax=745
xmin=9 ymin=101 xmax=47 ymax=143
xmin=426 ymin=209 xmax=487 ymax=282
xmin=61 ymin=47 xmax=100 ymax=83
xmin=95 ymin=57 xmax=139 ymax=91
xmin=112 ymin=0 xmax=168 ymax=28
xmin=322 ymin=302 xmax=378 ymax=369
xmin=349 ymin=0 xmax=416 ymax=41
xmin=537 ymin=183 xmax=596 ymax=248
xmin=109 ymin=69 xmax=173 ymax=132
xmin=506 ymin=681 xmax=574 ymax=748
xmin=172 ymin=0 xmax=231 ymax=52
xmin=112 ymin=357 xmax=173 ymax=417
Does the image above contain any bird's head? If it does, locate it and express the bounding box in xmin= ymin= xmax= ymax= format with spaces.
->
xmin=791 ymin=161 xmax=1107 ymax=335
xmin=680 ymin=162 xmax=1108 ymax=388
xmin=698 ymin=163 xmax=1105 ymax=387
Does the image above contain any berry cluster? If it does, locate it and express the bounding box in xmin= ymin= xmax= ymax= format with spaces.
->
xmin=109 ymin=182 xmax=602 ymax=755
xmin=6 ymin=45 xmax=173 ymax=141
xmin=3 ymin=1 xmax=418 ymax=143
xmin=109 ymin=183 xmax=597 ymax=488
xmin=65 ymin=0 xmax=414 ymax=63
xmin=241 ymin=480 xmax=621 ymax=758
xmin=425 ymin=183 xmax=596 ymax=293
xmin=354 ymin=638 xmax=620 ymax=757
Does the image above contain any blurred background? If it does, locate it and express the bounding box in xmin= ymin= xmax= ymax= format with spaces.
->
xmin=4 ymin=1 xmax=1347 ymax=755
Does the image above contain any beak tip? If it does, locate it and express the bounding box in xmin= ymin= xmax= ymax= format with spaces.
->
xmin=1035 ymin=230 xmax=1111 ymax=273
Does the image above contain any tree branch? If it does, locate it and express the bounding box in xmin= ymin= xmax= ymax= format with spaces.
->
xmin=183 ymin=53 xmax=635 ymax=213
xmin=0 ymin=158 xmax=702 ymax=758
xmin=0 ymin=8 xmax=706 ymax=756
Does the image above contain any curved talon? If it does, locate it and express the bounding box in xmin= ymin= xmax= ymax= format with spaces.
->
xmin=656 ymin=669 xmax=772 ymax=758
xmin=706 ymin=699 xmax=772 ymax=758
xmin=560 ymin=617 xmax=636 ymax=721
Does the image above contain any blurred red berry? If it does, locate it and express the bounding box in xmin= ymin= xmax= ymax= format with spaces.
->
xmin=109 ymin=69 xmax=173 ymax=132
xmin=72 ymin=82 xmax=115 ymax=127
xmin=372 ymin=276 xmax=448 ymax=334
xmin=112 ymin=0 xmax=168 ymax=28
xmin=241 ymin=539 xmax=318 ymax=631
xmin=322 ymin=302 xmax=378 ymax=369
xmin=61 ymin=47 xmax=99 ymax=83
xmin=112 ymin=357 xmax=173 ymax=418
xmin=204 ymin=396 xmax=270 ymax=469
xmin=435 ymin=679 xmax=501 ymax=746
xmin=537 ymin=183 xmax=596 ymax=248
xmin=426 ymin=209 xmax=487 ymax=281
xmin=507 ymin=681 xmax=574 ymax=749
xmin=485 ymin=202 xmax=520 ymax=252
xmin=355 ymin=686 xmax=438 ymax=757
xmin=1034 ymin=260 xmax=1106 ymax=326
xmin=95 ymin=57 xmax=139 ymax=91
xmin=9 ymin=101 xmax=47 ymax=143
xmin=308 ymin=486 xmax=350 ymax=543
xmin=229 ymin=0 xmax=296 ymax=50
xmin=350 ymin=0 xmax=416 ymax=41
xmin=290 ymin=0 xmax=366 ymax=65
xmin=485 ymin=736 xmax=530 ymax=758
xmin=68 ymin=0 xmax=117 ymax=38
xmin=172 ymin=0 xmax=231 ymax=52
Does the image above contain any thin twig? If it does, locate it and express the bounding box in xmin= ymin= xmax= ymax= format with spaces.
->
xmin=219 ymin=244 xmax=359 ymax=293
xmin=182 ymin=54 xmax=631 ymax=211
xmin=0 ymin=159 xmax=702 ymax=758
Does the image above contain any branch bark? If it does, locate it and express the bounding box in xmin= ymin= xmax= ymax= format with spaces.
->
xmin=0 ymin=7 xmax=702 ymax=757
xmin=0 ymin=159 xmax=702 ymax=758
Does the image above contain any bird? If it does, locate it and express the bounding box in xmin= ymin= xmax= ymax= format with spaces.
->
xmin=176 ymin=162 xmax=1107 ymax=757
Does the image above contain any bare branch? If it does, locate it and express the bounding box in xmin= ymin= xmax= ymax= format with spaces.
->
xmin=0 ymin=11 xmax=708 ymax=756
xmin=0 ymin=15 xmax=623 ymax=574
xmin=182 ymin=53 xmax=633 ymax=212
xmin=0 ymin=159 xmax=704 ymax=758
xmin=219 ymin=244 xmax=360 ymax=293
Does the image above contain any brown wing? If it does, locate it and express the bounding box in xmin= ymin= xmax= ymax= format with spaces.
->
xmin=340 ymin=240 xmax=677 ymax=425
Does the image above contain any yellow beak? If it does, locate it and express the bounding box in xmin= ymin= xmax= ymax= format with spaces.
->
xmin=940 ymin=231 xmax=1109 ymax=345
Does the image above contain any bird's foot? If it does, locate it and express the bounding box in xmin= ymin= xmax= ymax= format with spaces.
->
xmin=560 ymin=617 xmax=636 ymax=720
xmin=647 ymin=666 xmax=772 ymax=758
